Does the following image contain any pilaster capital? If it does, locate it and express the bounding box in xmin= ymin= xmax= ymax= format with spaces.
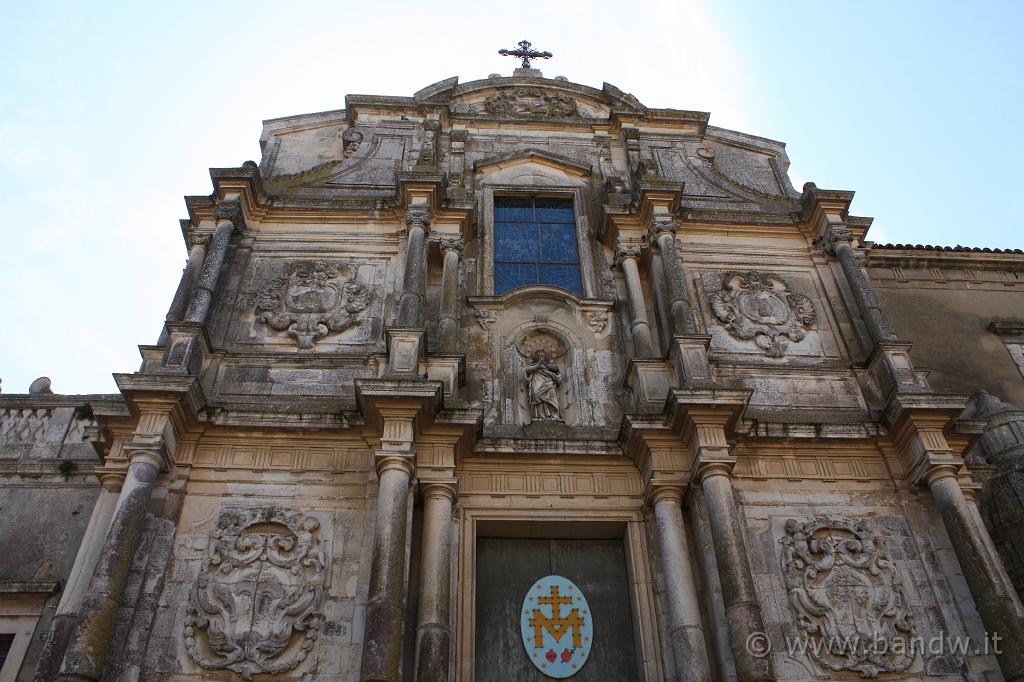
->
xmin=405 ymin=207 xmax=431 ymax=235
xmin=614 ymin=244 xmax=642 ymax=267
xmin=438 ymin=237 xmax=464 ymax=257
xmin=213 ymin=198 xmax=245 ymax=232
xmin=420 ymin=478 xmax=458 ymax=503
xmin=375 ymin=452 xmax=415 ymax=479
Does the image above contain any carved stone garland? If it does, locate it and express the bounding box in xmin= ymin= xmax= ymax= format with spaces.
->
xmin=483 ymin=88 xmax=579 ymax=118
xmin=185 ymin=508 xmax=327 ymax=680
xmin=709 ymin=271 xmax=816 ymax=357
xmin=255 ymin=260 xmax=371 ymax=349
xmin=779 ymin=517 xmax=915 ymax=678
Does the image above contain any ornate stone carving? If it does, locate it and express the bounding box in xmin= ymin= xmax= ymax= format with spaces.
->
xmin=613 ymin=245 xmax=641 ymax=267
xmin=187 ymin=233 xmax=211 ymax=251
xmin=650 ymin=215 xmax=677 ymax=236
xmin=184 ymin=508 xmax=326 ymax=680
xmin=255 ymin=260 xmax=371 ymax=349
xmin=779 ymin=517 xmax=915 ymax=678
xmin=586 ymin=311 xmax=609 ymax=333
xmin=709 ymin=272 xmax=816 ymax=357
xmin=438 ymin=237 xmax=464 ymax=257
xmin=213 ymin=198 xmax=245 ymax=230
xmin=483 ymin=88 xmax=579 ymax=119
xmin=405 ymin=207 xmax=431 ymax=235
xmin=474 ymin=308 xmax=497 ymax=330
xmin=341 ymin=128 xmax=363 ymax=158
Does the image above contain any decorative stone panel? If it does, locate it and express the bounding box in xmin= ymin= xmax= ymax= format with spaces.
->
xmin=184 ymin=508 xmax=327 ymax=680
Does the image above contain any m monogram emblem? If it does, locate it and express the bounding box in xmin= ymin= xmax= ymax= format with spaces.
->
xmin=520 ymin=575 xmax=593 ymax=678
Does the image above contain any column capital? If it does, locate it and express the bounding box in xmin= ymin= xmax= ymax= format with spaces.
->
xmin=646 ymin=482 xmax=684 ymax=507
xmin=420 ymin=478 xmax=458 ymax=502
xmin=614 ymin=244 xmax=642 ymax=267
xmin=438 ymin=237 xmax=464 ymax=257
xmin=213 ymin=198 xmax=245 ymax=232
xmin=375 ymin=451 xmax=415 ymax=478
xmin=405 ymin=206 xmax=431 ymax=235
xmin=187 ymin=233 xmax=211 ymax=251
xmin=650 ymin=214 xmax=677 ymax=237
xmin=821 ymin=224 xmax=854 ymax=256
xmin=123 ymin=441 xmax=169 ymax=472
xmin=96 ymin=470 xmax=126 ymax=493
xmin=694 ymin=459 xmax=735 ymax=483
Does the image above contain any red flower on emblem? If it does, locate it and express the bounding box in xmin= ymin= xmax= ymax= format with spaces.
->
xmin=545 ymin=649 xmax=556 ymax=663
xmin=561 ymin=649 xmax=572 ymax=662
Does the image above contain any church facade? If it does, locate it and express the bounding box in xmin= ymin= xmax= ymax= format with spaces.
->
xmin=2 ymin=59 xmax=1024 ymax=682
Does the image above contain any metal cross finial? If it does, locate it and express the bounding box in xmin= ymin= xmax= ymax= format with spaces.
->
xmin=498 ymin=40 xmax=553 ymax=69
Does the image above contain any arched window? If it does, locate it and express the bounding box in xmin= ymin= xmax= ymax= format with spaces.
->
xmin=493 ymin=197 xmax=583 ymax=295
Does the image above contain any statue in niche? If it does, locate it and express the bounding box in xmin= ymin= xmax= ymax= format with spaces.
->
xmin=525 ymin=349 xmax=562 ymax=422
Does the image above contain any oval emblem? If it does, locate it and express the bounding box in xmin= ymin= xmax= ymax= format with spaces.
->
xmin=520 ymin=575 xmax=593 ymax=678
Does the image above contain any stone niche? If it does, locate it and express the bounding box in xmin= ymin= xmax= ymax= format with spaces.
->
xmin=468 ymin=286 xmax=619 ymax=434
xmin=235 ymin=257 xmax=387 ymax=352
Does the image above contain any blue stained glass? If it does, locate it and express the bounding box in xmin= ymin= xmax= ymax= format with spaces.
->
xmin=494 ymin=197 xmax=533 ymax=222
xmin=538 ymin=264 xmax=583 ymax=294
xmin=540 ymin=224 xmax=579 ymax=263
xmin=495 ymin=263 xmax=538 ymax=295
xmin=495 ymin=222 xmax=538 ymax=262
xmin=535 ymin=200 xmax=575 ymax=223
xmin=493 ymin=197 xmax=581 ymax=294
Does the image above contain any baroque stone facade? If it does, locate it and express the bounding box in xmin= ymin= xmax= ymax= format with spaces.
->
xmin=2 ymin=64 xmax=1024 ymax=682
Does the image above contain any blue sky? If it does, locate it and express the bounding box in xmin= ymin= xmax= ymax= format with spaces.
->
xmin=1 ymin=1 xmax=1021 ymax=394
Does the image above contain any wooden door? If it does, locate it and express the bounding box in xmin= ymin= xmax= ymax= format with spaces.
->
xmin=475 ymin=538 xmax=640 ymax=681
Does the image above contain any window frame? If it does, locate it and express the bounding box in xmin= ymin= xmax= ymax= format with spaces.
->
xmin=479 ymin=185 xmax=597 ymax=298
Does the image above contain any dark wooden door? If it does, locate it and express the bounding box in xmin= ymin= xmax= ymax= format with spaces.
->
xmin=475 ymin=538 xmax=640 ymax=681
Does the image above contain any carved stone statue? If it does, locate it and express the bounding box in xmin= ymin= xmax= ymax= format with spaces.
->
xmin=525 ymin=349 xmax=562 ymax=422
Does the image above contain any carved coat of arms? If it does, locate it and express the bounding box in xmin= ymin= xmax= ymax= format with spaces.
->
xmin=255 ymin=260 xmax=371 ymax=349
xmin=779 ymin=517 xmax=915 ymax=678
xmin=709 ymin=271 xmax=816 ymax=357
xmin=184 ymin=508 xmax=327 ymax=679
xmin=484 ymin=88 xmax=579 ymax=118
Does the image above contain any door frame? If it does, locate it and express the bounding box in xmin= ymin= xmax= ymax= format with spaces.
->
xmin=455 ymin=507 xmax=665 ymax=682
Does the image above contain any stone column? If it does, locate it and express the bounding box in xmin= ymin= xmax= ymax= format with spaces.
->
xmin=361 ymin=453 xmax=416 ymax=682
xmin=699 ymin=464 xmax=775 ymax=682
xmin=650 ymin=485 xmax=711 ymax=682
xmin=415 ymin=480 xmax=457 ymax=682
xmin=397 ymin=206 xmax=431 ymax=328
xmin=615 ymin=245 xmax=656 ymax=357
xmin=650 ymin=216 xmax=697 ymax=335
xmin=33 ymin=474 xmax=123 ymax=682
xmin=184 ymin=200 xmax=242 ymax=324
xmin=824 ymin=226 xmax=896 ymax=347
xmin=925 ymin=465 xmax=1024 ymax=680
xmin=57 ymin=446 xmax=164 ymax=681
xmin=437 ymin=238 xmax=463 ymax=353
xmin=158 ymin=235 xmax=209 ymax=344
xmin=648 ymin=249 xmax=673 ymax=355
